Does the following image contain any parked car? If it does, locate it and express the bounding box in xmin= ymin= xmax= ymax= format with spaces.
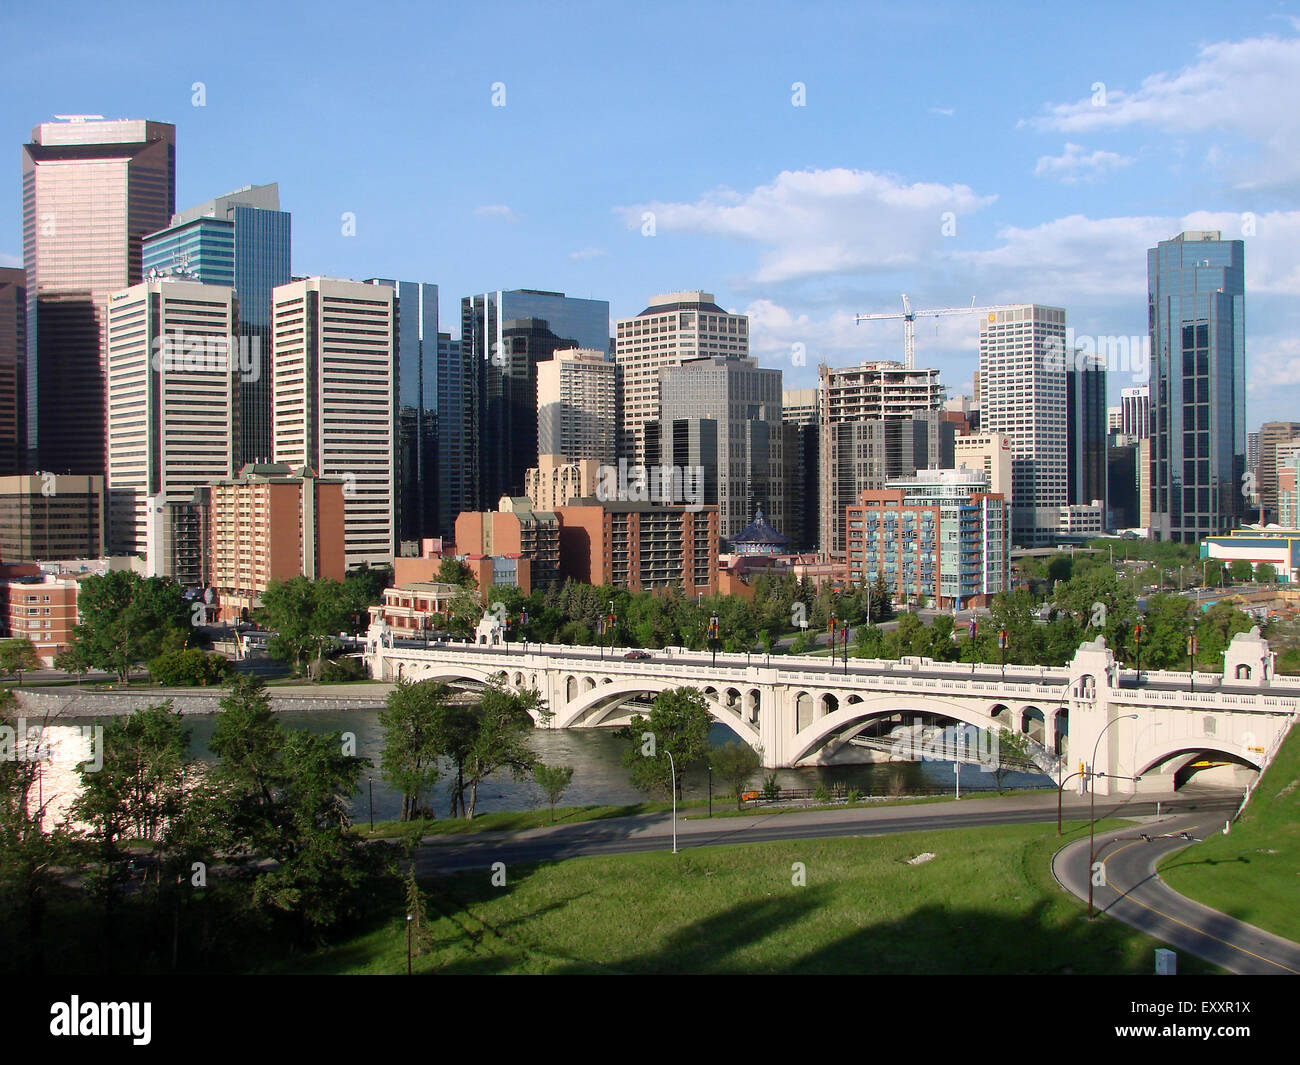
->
xmin=624 ymin=649 xmax=652 ymax=660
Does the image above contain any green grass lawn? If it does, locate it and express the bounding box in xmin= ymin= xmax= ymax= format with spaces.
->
xmin=1159 ymin=725 xmax=1300 ymax=943
xmin=277 ymin=820 xmax=1213 ymax=975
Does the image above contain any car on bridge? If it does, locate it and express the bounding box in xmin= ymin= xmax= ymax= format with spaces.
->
xmin=624 ymin=649 xmax=652 ymax=660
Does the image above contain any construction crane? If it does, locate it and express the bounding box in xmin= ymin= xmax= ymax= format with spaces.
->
xmin=855 ymin=294 xmax=1019 ymax=370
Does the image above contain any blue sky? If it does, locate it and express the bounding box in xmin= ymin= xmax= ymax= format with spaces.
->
xmin=4 ymin=0 xmax=1300 ymax=422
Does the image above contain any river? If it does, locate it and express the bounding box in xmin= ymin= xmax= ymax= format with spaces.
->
xmin=27 ymin=710 xmax=1051 ymax=830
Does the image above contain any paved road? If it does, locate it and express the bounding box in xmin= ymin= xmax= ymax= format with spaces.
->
xmin=1052 ymin=814 xmax=1300 ymax=975
xmin=413 ymin=788 xmax=1239 ymax=875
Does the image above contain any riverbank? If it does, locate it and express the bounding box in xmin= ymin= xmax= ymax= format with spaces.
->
xmin=12 ymin=681 xmax=395 ymax=718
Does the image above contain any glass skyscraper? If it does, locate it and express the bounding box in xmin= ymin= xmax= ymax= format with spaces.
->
xmin=365 ymin=279 xmax=450 ymax=546
xmin=461 ymin=290 xmax=610 ymax=507
xmin=22 ymin=117 xmax=176 ymax=477
xmin=143 ymin=183 xmax=291 ymax=466
xmin=1148 ymin=231 xmax=1246 ymax=542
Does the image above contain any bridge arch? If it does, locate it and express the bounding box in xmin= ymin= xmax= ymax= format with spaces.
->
xmin=788 ymin=692 xmax=1019 ymax=766
xmin=1136 ymin=744 xmax=1261 ymax=790
xmin=554 ymin=676 xmax=761 ymax=748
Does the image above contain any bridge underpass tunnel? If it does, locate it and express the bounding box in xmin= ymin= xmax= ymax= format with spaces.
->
xmin=1137 ymin=748 xmax=1260 ymax=792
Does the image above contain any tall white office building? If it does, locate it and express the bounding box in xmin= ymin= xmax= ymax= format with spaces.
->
xmin=105 ymin=279 xmax=238 ymax=582
xmin=615 ymin=291 xmax=748 ymax=463
xmin=978 ymin=304 xmax=1069 ymax=546
xmin=272 ymin=277 xmax=396 ymax=568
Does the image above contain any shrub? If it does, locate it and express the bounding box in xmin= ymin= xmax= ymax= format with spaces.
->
xmin=148 ymin=648 xmax=231 ymax=687
xmin=761 ymin=773 xmax=783 ymax=801
xmin=320 ymin=656 xmax=366 ymax=682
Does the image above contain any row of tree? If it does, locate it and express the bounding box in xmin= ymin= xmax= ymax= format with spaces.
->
xmin=0 ymin=679 xmax=392 ymax=972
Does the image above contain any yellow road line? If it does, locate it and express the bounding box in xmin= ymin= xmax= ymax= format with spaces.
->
xmin=1096 ymin=837 xmax=1300 ymax=975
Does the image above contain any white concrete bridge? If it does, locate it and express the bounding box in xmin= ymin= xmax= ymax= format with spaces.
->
xmin=365 ymin=624 xmax=1299 ymax=794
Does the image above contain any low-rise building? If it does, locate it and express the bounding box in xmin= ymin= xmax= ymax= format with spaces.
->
xmin=368 ymin=580 xmax=464 ymax=637
xmin=455 ymin=497 xmax=560 ymax=591
xmin=1202 ymin=527 xmax=1300 ymax=583
xmin=0 ymin=572 xmax=81 ymax=664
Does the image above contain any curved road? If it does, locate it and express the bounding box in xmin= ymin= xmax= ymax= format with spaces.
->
xmin=1053 ymin=815 xmax=1300 ymax=975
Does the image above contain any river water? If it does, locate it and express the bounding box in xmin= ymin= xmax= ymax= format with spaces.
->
xmin=29 ymin=711 xmax=1050 ymax=829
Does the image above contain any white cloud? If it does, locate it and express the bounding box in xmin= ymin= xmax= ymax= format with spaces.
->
xmin=618 ymin=168 xmax=996 ymax=284
xmin=569 ymin=247 xmax=607 ymax=261
xmin=1025 ymin=31 xmax=1300 ymax=187
xmin=1034 ymin=143 xmax=1133 ymax=184
xmin=474 ymin=204 xmax=518 ymax=222
xmin=930 ymin=107 xmax=955 ymax=117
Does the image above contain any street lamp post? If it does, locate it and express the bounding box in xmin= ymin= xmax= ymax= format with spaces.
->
xmin=998 ymin=628 xmax=1008 ymax=679
xmin=666 ymin=750 xmax=678 ymax=854
xmin=1133 ymin=622 xmax=1143 ymax=685
xmin=368 ymin=776 xmax=374 ymax=832
xmin=709 ymin=613 xmax=720 ymax=666
xmin=406 ymin=913 xmax=414 ymax=974
xmin=1188 ymin=628 xmax=1198 ymax=693
xmin=1088 ymin=713 xmax=1139 ymax=918
xmin=608 ymin=602 xmax=617 ymax=655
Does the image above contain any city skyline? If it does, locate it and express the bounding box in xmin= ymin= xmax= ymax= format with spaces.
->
xmin=4 ymin=3 xmax=1300 ymax=426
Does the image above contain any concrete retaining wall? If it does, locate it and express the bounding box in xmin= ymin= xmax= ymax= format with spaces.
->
xmin=13 ymin=687 xmax=388 ymax=718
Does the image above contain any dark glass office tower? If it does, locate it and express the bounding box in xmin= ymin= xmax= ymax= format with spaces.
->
xmin=22 ymin=117 xmax=175 ymax=476
xmin=435 ymin=332 xmax=469 ymax=536
xmin=1066 ymin=358 xmax=1107 ymax=508
xmin=143 ymin=183 xmax=290 ymax=465
xmin=366 ymin=280 xmax=441 ymax=547
xmin=461 ymin=290 xmax=610 ymax=508
xmin=0 ymin=269 xmax=24 ymax=476
xmin=1148 ymin=231 xmax=1245 ymax=542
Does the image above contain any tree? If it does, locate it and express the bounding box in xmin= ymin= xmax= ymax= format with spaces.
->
xmin=1256 ymin=562 xmax=1277 ymax=584
xmin=403 ymin=864 xmax=430 ymax=956
xmin=53 ymin=642 xmax=94 ymax=680
xmin=461 ymin=681 xmax=546 ymax=819
xmin=533 ymin=764 xmax=574 ymax=823
xmin=0 ymin=638 xmax=41 ymax=683
xmin=65 ymin=570 xmax=191 ymax=682
xmin=991 ymin=727 xmax=1033 ymax=794
xmin=0 ymin=691 xmax=68 ymax=972
xmin=378 ymin=679 xmax=448 ymax=821
xmin=1203 ymin=558 xmax=1225 ymax=587
xmin=192 ymin=676 xmax=383 ymax=938
xmin=709 ymin=742 xmax=762 ymax=809
xmin=621 ymin=687 xmax=712 ymax=799
xmin=436 ymin=558 xmax=475 ymax=589
xmin=1229 ymin=559 xmax=1254 ymax=584
xmin=73 ymin=701 xmax=193 ymax=847
xmin=871 ymin=573 xmax=896 ymax=622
